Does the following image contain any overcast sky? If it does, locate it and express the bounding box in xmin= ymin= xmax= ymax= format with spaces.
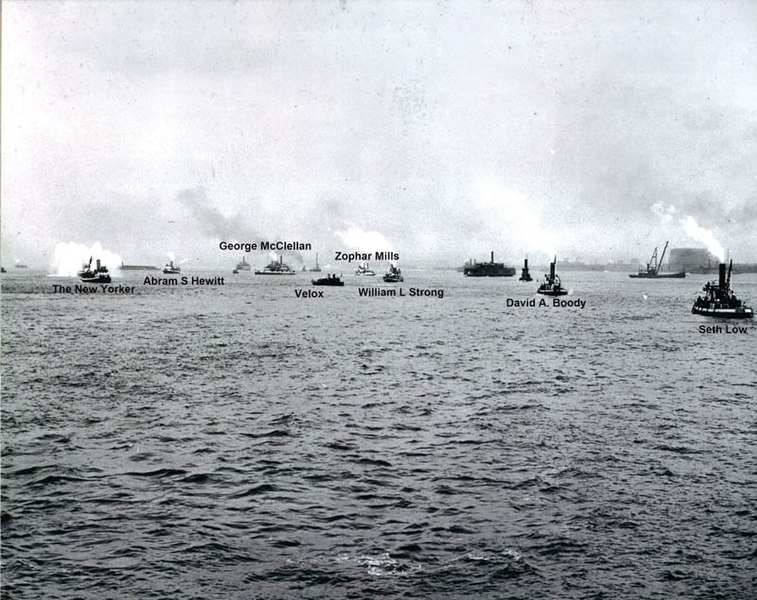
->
xmin=2 ymin=0 xmax=756 ymax=268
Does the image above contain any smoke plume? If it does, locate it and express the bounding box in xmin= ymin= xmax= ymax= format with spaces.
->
xmin=177 ymin=187 xmax=258 ymax=240
xmin=680 ymin=216 xmax=726 ymax=262
xmin=50 ymin=242 xmax=123 ymax=277
xmin=336 ymin=225 xmax=393 ymax=251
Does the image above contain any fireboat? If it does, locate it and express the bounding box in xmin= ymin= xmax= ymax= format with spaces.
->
xmin=536 ymin=257 xmax=567 ymax=296
xmin=691 ymin=261 xmax=753 ymax=318
xmin=78 ymin=258 xmax=111 ymax=283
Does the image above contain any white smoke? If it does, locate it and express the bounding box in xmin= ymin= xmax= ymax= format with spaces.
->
xmin=167 ymin=251 xmax=176 ymax=262
xmin=651 ymin=203 xmax=726 ymax=263
xmin=651 ymin=201 xmax=677 ymax=223
xmin=680 ymin=216 xmax=725 ymax=262
xmin=50 ymin=242 xmax=123 ymax=277
xmin=473 ymin=180 xmax=556 ymax=259
xmin=336 ymin=225 xmax=393 ymax=251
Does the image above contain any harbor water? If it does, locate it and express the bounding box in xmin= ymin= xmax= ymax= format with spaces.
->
xmin=1 ymin=270 xmax=755 ymax=599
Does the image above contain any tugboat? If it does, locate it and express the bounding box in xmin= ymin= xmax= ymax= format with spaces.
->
xmin=383 ymin=264 xmax=404 ymax=282
xmin=255 ymin=255 xmax=297 ymax=275
xmin=78 ymin=258 xmax=111 ymax=283
xmin=309 ymin=253 xmax=322 ymax=273
xmin=312 ymin=273 xmax=344 ymax=286
xmin=629 ymin=241 xmax=685 ymax=278
xmin=163 ymin=260 xmax=181 ymax=274
xmin=235 ymin=256 xmax=252 ymax=271
xmin=537 ymin=257 xmax=567 ymax=296
xmin=519 ymin=258 xmax=532 ymax=282
xmin=463 ymin=251 xmax=515 ymax=276
xmin=692 ymin=261 xmax=753 ymax=318
xmin=355 ymin=262 xmax=376 ymax=276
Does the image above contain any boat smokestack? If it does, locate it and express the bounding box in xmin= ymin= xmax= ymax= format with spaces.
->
xmin=96 ymin=259 xmax=101 ymax=270
xmin=549 ymin=261 xmax=555 ymax=280
xmin=719 ymin=263 xmax=726 ymax=289
xmin=491 ymin=251 xmax=494 ymax=263
xmin=524 ymin=258 xmax=529 ymax=269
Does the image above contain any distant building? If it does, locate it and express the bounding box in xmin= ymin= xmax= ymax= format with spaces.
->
xmin=669 ymin=248 xmax=717 ymax=272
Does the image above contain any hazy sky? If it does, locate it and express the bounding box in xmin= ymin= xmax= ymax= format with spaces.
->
xmin=3 ymin=0 xmax=756 ymax=268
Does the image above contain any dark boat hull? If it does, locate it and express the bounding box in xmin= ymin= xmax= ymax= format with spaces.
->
xmin=464 ymin=266 xmax=516 ymax=277
xmin=691 ymin=306 xmax=753 ymax=318
xmin=312 ymin=279 xmax=343 ymax=286
xmin=629 ymin=272 xmax=685 ymax=278
xmin=537 ymin=288 xmax=568 ymax=296
xmin=120 ymin=265 xmax=159 ymax=271
xmin=79 ymin=275 xmax=111 ymax=284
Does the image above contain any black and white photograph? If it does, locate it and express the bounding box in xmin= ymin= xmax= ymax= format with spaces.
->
xmin=1 ymin=1 xmax=755 ymax=598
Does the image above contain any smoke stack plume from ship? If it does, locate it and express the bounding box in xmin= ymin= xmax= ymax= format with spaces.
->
xmin=680 ymin=216 xmax=726 ymax=262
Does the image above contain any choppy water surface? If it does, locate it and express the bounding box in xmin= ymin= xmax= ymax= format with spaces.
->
xmin=2 ymin=269 xmax=755 ymax=599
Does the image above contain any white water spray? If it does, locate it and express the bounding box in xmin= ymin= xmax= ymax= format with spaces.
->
xmin=49 ymin=242 xmax=123 ymax=277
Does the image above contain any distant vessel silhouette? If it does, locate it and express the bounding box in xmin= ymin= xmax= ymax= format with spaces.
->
xmin=629 ymin=242 xmax=685 ymax=278
xmin=519 ymin=258 xmax=532 ymax=282
xmin=235 ymin=257 xmax=251 ymax=271
xmin=309 ymin=253 xmax=322 ymax=272
xmin=463 ymin=251 xmax=515 ymax=277
xmin=119 ymin=261 xmax=159 ymax=271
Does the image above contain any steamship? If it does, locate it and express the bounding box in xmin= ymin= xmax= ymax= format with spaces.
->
xmin=235 ymin=257 xmax=252 ymax=271
xmin=255 ymin=255 xmax=297 ymax=275
xmin=519 ymin=258 xmax=533 ymax=281
xmin=629 ymin=241 xmax=685 ymax=278
xmin=537 ymin=257 xmax=567 ymax=296
xmin=78 ymin=258 xmax=111 ymax=283
xmin=312 ymin=273 xmax=344 ymax=286
xmin=692 ymin=261 xmax=753 ymax=318
xmin=163 ymin=260 xmax=181 ymax=274
xmin=463 ymin=251 xmax=515 ymax=277
xmin=355 ymin=262 xmax=376 ymax=276
xmin=383 ymin=264 xmax=404 ymax=283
